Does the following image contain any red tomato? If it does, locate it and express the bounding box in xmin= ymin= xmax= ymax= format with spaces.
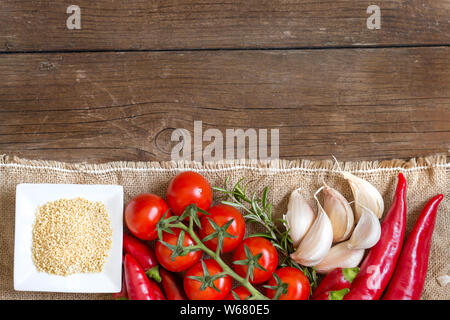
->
xmin=225 ymin=286 xmax=251 ymax=300
xmin=232 ymin=237 xmax=278 ymax=284
xmin=199 ymin=204 xmax=246 ymax=253
xmin=184 ymin=259 xmax=232 ymax=300
xmin=155 ymin=228 xmax=202 ymax=272
xmin=166 ymin=171 xmax=212 ymax=216
xmin=265 ymin=267 xmax=310 ymax=300
xmin=125 ymin=193 xmax=170 ymax=240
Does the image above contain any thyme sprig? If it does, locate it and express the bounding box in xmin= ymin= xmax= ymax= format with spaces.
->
xmin=213 ymin=178 xmax=318 ymax=288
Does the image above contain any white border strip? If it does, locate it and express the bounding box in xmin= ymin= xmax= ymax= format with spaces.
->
xmin=1 ymin=162 xmax=448 ymax=175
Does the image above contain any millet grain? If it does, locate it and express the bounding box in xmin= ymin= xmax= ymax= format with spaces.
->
xmin=32 ymin=197 xmax=112 ymax=276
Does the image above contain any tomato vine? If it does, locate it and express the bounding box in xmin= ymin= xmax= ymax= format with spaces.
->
xmin=156 ymin=205 xmax=269 ymax=300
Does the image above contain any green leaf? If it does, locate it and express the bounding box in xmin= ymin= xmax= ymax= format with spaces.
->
xmin=274 ymin=218 xmax=287 ymax=224
xmin=159 ymin=230 xmax=200 ymax=261
xmin=191 ymin=211 xmax=202 ymax=229
xmin=246 ymin=264 xmax=256 ymax=282
xmin=262 ymin=187 xmax=269 ymax=209
xmin=251 ymin=193 xmax=259 ymax=215
xmin=178 ymin=204 xmax=193 ymax=221
xmin=232 ymin=244 xmax=267 ymax=282
xmin=197 ymin=207 xmax=210 ymax=216
xmin=221 ymin=201 xmax=245 ymax=209
xmin=156 ymin=210 xmax=177 ymax=240
xmin=201 ymin=232 xmax=218 ymax=243
xmin=246 ymin=233 xmax=275 ymax=240
xmin=176 ymin=230 xmax=185 ymax=247
xmin=262 ymin=273 xmax=288 ymax=300
xmin=187 ymin=275 xmax=204 ymax=282
xmin=267 ymin=203 xmax=273 ymax=221
xmin=231 ymin=290 xmax=241 ymax=300
xmin=159 ymin=240 xmax=177 ymax=252
xmin=159 ymin=240 xmax=178 ymax=261
xmin=212 ymin=186 xmax=230 ymax=193
xmin=188 ymin=260 xmax=225 ymax=293
xmin=201 ymin=217 xmax=236 ymax=254
xmin=232 ymin=259 xmax=249 ymax=266
xmin=271 ymin=242 xmax=285 ymax=252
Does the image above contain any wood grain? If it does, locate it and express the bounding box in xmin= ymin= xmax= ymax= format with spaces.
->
xmin=1 ymin=0 xmax=449 ymax=52
xmin=1 ymin=48 xmax=449 ymax=162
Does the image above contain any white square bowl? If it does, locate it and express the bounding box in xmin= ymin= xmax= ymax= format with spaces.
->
xmin=14 ymin=183 xmax=124 ymax=293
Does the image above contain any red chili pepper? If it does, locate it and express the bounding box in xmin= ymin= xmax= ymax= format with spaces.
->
xmin=160 ymin=268 xmax=187 ymax=300
xmin=124 ymin=254 xmax=166 ymax=300
xmin=112 ymin=255 xmax=128 ymax=300
xmin=112 ymin=271 xmax=128 ymax=300
xmin=312 ymin=288 xmax=350 ymax=300
xmin=311 ymin=267 xmax=359 ymax=300
xmin=383 ymin=194 xmax=444 ymax=300
xmin=123 ymin=233 xmax=161 ymax=282
xmin=344 ymin=173 xmax=407 ymax=300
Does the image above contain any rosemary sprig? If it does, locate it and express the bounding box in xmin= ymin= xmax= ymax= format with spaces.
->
xmin=213 ymin=177 xmax=318 ymax=289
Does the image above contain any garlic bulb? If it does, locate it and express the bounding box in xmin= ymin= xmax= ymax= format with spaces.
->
xmin=322 ymin=183 xmax=354 ymax=243
xmin=347 ymin=206 xmax=381 ymax=249
xmin=341 ymin=171 xmax=384 ymax=220
xmin=290 ymin=189 xmax=333 ymax=267
xmin=315 ymin=241 xmax=365 ymax=274
xmin=284 ymin=188 xmax=316 ymax=247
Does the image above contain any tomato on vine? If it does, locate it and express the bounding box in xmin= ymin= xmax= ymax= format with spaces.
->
xmin=166 ymin=171 xmax=213 ymax=216
xmin=225 ymin=286 xmax=251 ymax=300
xmin=155 ymin=228 xmax=202 ymax=272
xmin=264 ymin=267 xmax=310 ymax=300
xmin=125 ymin=193 xmax=170 ymax=240
xmin=199 ymin=204 xmax=246 ymax=253
xmin=184 ymin=259 xmax=232 ymax=300
xmin=232 ymin=237 xmax=278 ymax=284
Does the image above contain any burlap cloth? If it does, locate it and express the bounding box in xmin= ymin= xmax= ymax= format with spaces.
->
xmin=0 ymin=154 xmax=448 ymax=300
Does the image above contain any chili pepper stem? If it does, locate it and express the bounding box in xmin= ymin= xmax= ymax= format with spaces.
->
xmin=329 ymin=288 xmax=350 ymax=300
xmin=171 ymin=222 xmax=268 ymax=300
xmin=145 ymin=266 xmax=161 ymax=283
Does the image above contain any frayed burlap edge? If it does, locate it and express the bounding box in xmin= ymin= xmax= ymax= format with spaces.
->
xmin=0 ymin=154 xmax=447 ymax=173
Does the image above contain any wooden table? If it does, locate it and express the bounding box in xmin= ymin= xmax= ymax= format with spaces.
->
xmin=1 ymin=1 xmax=449 ymax=163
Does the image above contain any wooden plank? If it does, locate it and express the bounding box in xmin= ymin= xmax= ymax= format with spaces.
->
xmin=1 ymin=0 xmax=449 ymax=52
xmin=0 ymin=48 xmax=449 ymax=162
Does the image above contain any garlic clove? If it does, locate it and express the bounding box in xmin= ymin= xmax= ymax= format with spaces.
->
xmin=347 ymin=206 xmax=381 ymax=249
xmin=284 ymin=188 xmax=316 ymax=247
xmin=315 ymin=241 xmax=365 ymax=274
xmin=437 ymin=275 xmax=450 ymax=287
xmin=341 ymin=171 xmax=384 ymax=220
xmin=322 ymin=183 xmax=354 ymax=243
xmin=290 ymin=188 xmax=333 ymax=267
